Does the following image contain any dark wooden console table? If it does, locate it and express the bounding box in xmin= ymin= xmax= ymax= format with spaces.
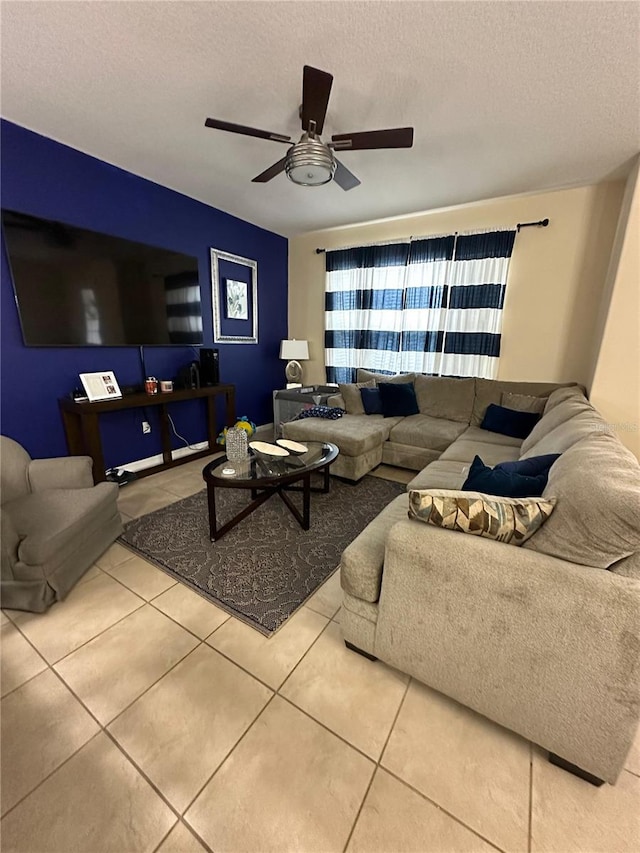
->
xmin=59 ymin=385 xmax=236 ymax=483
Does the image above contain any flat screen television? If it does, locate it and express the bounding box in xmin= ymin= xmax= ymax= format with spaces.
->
xmin=1 ymin=209 xmax=203 ymax=346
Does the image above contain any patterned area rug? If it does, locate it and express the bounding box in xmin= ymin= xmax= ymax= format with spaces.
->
xmin=120 ymin=476 xmax=405 ymax=635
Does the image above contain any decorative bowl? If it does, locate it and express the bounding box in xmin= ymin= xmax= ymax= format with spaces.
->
xmin=276 ymin=439 xmax=308 ymax=455
xmin=249 ymin=441 xmax=290 ymax=459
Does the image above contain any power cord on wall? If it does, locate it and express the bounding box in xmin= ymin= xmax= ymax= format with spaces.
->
xmin=167 ymin=413 xmax=200 ymax=450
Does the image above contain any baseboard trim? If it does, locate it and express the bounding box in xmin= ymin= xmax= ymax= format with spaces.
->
xmin=118 ymin=442 xmax=210 ymax=474
xmin=117 ymin=422 xmax=273 ymax=473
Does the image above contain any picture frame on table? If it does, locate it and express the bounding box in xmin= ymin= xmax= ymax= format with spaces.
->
xmin=211 ymin=249 xmax=258 ymax=344
xmin=79 ymin=371 xmax=122 ymax=402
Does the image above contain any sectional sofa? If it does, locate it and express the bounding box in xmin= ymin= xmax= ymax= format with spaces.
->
xmin=284 ymin=374 xmax=640 ymax=785
xmin=282 ymin=371 xmax=580 ymax=481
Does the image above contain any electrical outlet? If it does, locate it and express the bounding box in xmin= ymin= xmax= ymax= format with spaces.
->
xmin=142 ymin=421 xmax=151 ymax=434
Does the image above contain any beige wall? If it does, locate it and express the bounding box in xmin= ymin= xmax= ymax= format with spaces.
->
xmin=590 ymin=160 xmax=640 ymax=458
xmin=289 ymin=182 xmax=624 ymax=387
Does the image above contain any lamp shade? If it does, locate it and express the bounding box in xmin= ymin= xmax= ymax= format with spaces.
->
xmin=279 ymin=339 xmax=309 ymax=361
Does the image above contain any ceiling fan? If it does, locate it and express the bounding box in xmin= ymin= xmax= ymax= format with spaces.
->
xmin=204 ymin=65 xmax=414 ymax=190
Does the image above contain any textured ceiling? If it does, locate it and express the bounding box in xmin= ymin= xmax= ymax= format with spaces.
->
xmin=1 ymin=1 xmax=639 ymax=237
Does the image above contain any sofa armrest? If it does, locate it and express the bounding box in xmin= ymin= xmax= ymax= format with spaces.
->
xmin=376 ymin=519 xmax=640 ymax=783
xmin=1 ymin=508 xmax=20 ymax=580
xmin=28 ymin=456 xmax=95 ymax=491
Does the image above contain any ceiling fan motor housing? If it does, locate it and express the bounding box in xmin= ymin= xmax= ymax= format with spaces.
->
xmin=285 ymin=134 xmax=336 ymax=186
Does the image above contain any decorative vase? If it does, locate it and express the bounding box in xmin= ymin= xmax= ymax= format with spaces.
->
xmin=225 ymin=425 xmax=249 ymax=462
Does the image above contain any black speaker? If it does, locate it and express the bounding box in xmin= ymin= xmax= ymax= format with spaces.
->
xmin=199 ymin=348 xmax=220 ymax=386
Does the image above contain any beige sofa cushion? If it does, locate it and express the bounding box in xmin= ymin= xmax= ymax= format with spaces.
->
xmin=502 ymin=392 xmax=547 ymax=413
xmin=407 ymin=461 xmax=469 ymax=491
xmin=520 ymin=410 xmax=606 ymax=459
xmin=338 ymin=380 xmax=375 ymax=415
xmin=458 ymin=425 xmax=522 ymax=448
xmin=439 ymin=438 xmax=520 ymax=466
xmin=471 ymin=380 xmax=577 ymax=427
xmin=388 ymin=414 xmax=467 ymax=452
xmin=524 ymin=433 xmax=640 ymax=568
xmin=340 ymin=493 xmax=408 ymax=602
xmin=282 ymin=413 xmax=401 ymax=457
xmin=543 ymin=385 xmax=587 ymax=414
xmin=414 ymin=376 xmax=475 ymax=423
xmin=356 ymin=369 xmax=416 ymax=386
xmin=520 ymin=391 xmax=597 ymax=455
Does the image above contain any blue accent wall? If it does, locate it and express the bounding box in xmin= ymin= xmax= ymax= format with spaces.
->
xmin=1 ymin=120 xmax=288 ymax=467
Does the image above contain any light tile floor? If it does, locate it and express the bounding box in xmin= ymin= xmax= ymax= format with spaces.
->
xmin=1 ymin=459 xmax=639 ymax=853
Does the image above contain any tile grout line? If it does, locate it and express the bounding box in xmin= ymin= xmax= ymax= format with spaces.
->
xmin=1 ymin=474 xmax=383 ymax=840
xmin=177 ymin=616 xmax=341 ymax=829
xmin=2 ymin=638 xmax=203 ymax=823
xmin=180 ymin=693 xmax=278 ymax=827
xmin=380 ymin=765 xmax=508 ymax=853
xmin=151 ymin=818 xmax=215 ymax=853
xmin=341 ymin=673 xmax=412 ymax=852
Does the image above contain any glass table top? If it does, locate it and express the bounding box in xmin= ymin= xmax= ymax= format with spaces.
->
xmin=203 ymin=441 xmax=338 ymax=485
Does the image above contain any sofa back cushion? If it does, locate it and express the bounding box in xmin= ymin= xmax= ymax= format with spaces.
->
xmin=1 ymin=436 xmax=32 ymax=505
xmin=356 ymin=369 xmax=416 ymax=386
xmin=471 ymin=380 xmax=577 ymax=427
xmin=520 ymin=410 xmax=606 ymax=460
xmin=524 ymin=433 xmax=640 ymax=568
xmin=520 ymin=390 xmax=596 ymax=455
xmin=501 ymin=392 xmax=547 ymax=414
xmin=414 ymin=376 xmax=475 ymax=423
xmin=543 ymin=385 xmax=587 ymax=414
xmin=338 ymin=380 xmax=375 ymax=415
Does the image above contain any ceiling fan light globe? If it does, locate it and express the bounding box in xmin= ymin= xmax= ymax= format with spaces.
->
xmin=285 ymin=138 xmax=336 ymax=186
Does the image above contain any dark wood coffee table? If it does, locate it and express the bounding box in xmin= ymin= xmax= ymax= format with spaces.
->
xmin=202 ymin=441 xmax=339 ymax=541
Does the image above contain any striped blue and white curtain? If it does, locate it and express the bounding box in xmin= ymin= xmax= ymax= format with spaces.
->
xmin=324 ymin=243 xmax=410 ymax=382
xmin=325 ymin=229 xmax=516 ymax=382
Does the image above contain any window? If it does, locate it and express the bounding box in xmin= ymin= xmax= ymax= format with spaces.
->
xmin=324 ymin=230 xmax=516 ymax=382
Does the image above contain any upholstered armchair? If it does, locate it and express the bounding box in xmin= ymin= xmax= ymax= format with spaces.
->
xmin=1 ymin=436 xmax=123 ymax=612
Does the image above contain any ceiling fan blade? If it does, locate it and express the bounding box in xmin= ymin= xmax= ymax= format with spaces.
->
xmin=331 ymin=127 xmax=414 ymax=150
xmin=205 ymin=118 xmax=291 ymax=144
xmin=333 ymin=159 xmax=361 ymax=191
xmin=301 ymin=65 xmax=333 ymax=135
xmin=251 ymin=156 xmax=288 ymax=183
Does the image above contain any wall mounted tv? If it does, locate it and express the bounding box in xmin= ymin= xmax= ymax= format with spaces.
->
xmin=1 ymin=209 xmax=203 ymax=346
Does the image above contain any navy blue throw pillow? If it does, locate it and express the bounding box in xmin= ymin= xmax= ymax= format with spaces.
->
xmin=378 ymin=382 xmax=419 ymax=418
xmin=480 ymin=404 xmax=540 ymax=439
xmin=462 ymin=455 xmax=548 ymax=498
xmin=360 ymin=387 xmax=383 ymax=415
xmin=495 ymin=454 xmax=561 ymax=476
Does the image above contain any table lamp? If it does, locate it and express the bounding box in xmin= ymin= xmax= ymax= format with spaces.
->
xmin=279 ymin=339 xmax=309 ymax=384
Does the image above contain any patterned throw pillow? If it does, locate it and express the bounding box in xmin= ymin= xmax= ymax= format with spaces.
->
xmin=408 ymin=489 xmax=556 ymax=545
xmin=293 ymin=406 xmax=345 ymax=421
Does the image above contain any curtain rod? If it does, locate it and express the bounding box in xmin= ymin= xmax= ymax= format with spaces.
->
xmin=314 ymin=218 xmax=549 ymax=253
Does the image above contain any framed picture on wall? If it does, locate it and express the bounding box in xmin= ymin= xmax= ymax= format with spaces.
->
xmin=225 ymin=279 xmax=249 ymax=320
xmin=211 ymin=249 xmax=258 ymax=343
